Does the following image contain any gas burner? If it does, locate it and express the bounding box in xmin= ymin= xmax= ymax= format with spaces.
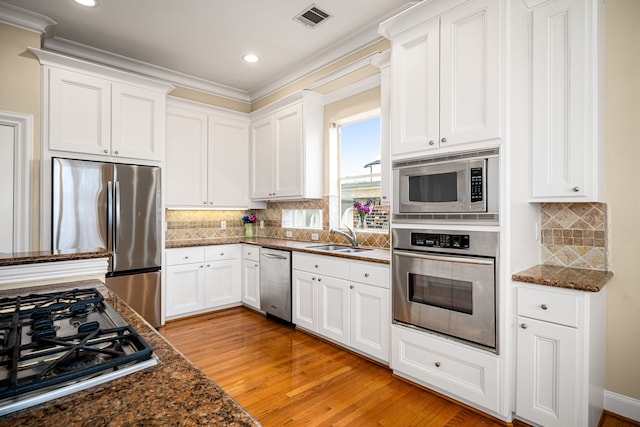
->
xmin=0 ymin=288 xmax=158 ymax=416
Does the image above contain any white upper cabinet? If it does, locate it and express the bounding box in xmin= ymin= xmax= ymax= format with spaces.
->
xmin=380 ymin=0 xmax=501 ymax=158
xmin=529 ymin=0 xmax=604 ymax=201
xmin=47 ymin=67 xmax=166 ymax=162
xmin=250 ymin=91 xmax=323 ymax=201
xmin=165 ymin=98 xmax=253 ymax=208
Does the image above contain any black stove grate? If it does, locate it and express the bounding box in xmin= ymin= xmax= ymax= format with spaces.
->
xmin=0 ymin=288 xmax=154 ymax=401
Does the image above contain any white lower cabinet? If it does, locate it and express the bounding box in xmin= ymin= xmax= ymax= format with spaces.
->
xmin=292 ymin=252 xmax=390 ymax=363
xmin=165 ymin=245 xmax=240 ymax=319
xmin=515 ymin=283 xmax=605 ymax=427
xmin=241 ymin=245 xmax=261 ymax=310
xmin=391 ymin=325 xmax=500 ymax=413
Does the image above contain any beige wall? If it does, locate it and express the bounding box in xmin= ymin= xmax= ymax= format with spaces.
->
xmin=169 ymin=85 xmax=251 ymax=113
xmin=604 ymin=0 xmax=640 ymax=400
xmin=0 ymin=23 xmax=42 ymax=249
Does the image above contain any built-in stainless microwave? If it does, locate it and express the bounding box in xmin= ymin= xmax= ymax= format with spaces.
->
xmin=393 ymin=149 xmax=499 ymax=218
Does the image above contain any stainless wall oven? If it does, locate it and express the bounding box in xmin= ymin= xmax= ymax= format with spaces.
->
xmin=393 ymin=148 xmax=499 ymax=222
xmin=392 ymin=228 xmax=499 ymax=352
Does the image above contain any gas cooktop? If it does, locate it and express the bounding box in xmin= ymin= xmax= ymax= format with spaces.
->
xmin=0 ymin=288 xmax=158 ymax=416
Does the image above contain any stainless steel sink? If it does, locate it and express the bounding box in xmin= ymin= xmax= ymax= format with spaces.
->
xmin=307 ymin=245 xmax=370 ymax=253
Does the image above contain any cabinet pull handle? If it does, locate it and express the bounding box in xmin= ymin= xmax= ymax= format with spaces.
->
xmin=541 ymin=304 xmax=548 ymax=310
xmin=521 ymin=323 xmax=528 ymax=329
xmin=441 ymin=137 xmax=447 ymax=143
xmin=573 ymin=186 xmax=580 ymax=192
xmin=435 ymin=362 xmax=441 ymax=367
xmin=428 ymin=140 xmax=435 ymax=146
xmin=364 ymin=273 xmax=370 ymax=278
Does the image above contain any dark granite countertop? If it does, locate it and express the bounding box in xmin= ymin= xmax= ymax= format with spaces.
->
xmin=0 ymin=249 xmax=110 ymax=267
xmin=166 ymin=237 xmax=390 ymax=265
xmin=512 ymin=264 xmax=613 ymax=292
xmin=0 ymin=281 xmax=260 ymax=426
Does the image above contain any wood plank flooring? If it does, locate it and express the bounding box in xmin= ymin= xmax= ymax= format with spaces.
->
xmin=160 ymin=307 xmax=637 ymax=427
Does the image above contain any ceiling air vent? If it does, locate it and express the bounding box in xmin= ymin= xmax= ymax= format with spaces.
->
xmin=294 ymin=4 xmax=332 ymax=28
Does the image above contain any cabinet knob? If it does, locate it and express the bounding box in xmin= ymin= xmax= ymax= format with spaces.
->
xmin=573 ymin=186 xmax=580 ymax=192
xmin=364 ymin=273 xmax=370 ymax=278
xmin=103 ymin=149 xmax=108 ymax=154
xmin=183 ymin=256 xmax=189 ymax=259
xmin=314 ymin=265 xmax=319 ymax=268
xmin=206 ymin=264 xmax=211 ymax=268
xmin=255 ymin=264 xmax=258 ymax=267
xmin=209 ymin=202 xmax=213 ymax=205
xmin=541 ymin=304 xmax=548 ymax=310
xmin=220 ymin=253 xmax=224 ymax=256
xmin=203 ymin=201 xmax=207 ymax=205
xmin=114 ymin=150 xmax=119 ymax=155
xmin=312 ymin=277 xmax=316 ymax=281
xmin=428 ymin=140 xmax=435 ymax=146
xmin=435 ymin=362 xmax=441 ymax=367
xmin=199 ymin=265 xmax=204 ymax=269
xmin=521 ymin=323 xmax=528 ymax=329
xmin=350 ymin=285 xmax=354 ymax=289
xmin=317 ymin=278 xmax=322 ymax=282
xmin=441 ymin=137 xmax=447 ymax=143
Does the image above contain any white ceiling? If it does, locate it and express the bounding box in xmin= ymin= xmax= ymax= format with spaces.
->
xmin=1 ymin=0 xmax=415 ymax=100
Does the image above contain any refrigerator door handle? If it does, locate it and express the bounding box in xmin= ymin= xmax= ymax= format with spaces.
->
xmin=114 ymin=180 xmax=121 ymax=252
xmin=107 ymin=181 xmax=113 ymax=252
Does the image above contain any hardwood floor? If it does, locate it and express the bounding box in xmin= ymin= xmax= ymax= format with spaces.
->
xmin=160 ymin=307 xmax=636 ymax=427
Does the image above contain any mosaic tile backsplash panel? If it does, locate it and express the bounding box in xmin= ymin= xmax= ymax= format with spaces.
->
xmin=166 ymin=197 xmax=390 ymax=248
xmin=540 ymin=202 xmax=608 ymax=270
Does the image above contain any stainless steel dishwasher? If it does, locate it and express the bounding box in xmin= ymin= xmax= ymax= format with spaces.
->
xmin=259 ymin=248 xmax=292 ymax=323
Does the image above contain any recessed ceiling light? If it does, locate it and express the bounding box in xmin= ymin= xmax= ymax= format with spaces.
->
xmin=74 ymin=0 xmax=97 ymax=7
xmin=243 ymin=54 xmax=260 ymax=63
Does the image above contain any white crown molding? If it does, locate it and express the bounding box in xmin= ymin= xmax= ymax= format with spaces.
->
xmin=43 ymin=37 xmax=249 ymax=102
xmin=28 ymin=47 xmax=175 ymax=93
xmin=0 ymin=1 xmax=56 ymax=34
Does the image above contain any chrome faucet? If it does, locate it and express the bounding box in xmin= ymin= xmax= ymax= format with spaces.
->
xmin=330 ymin=224 xmax=358 ymax=247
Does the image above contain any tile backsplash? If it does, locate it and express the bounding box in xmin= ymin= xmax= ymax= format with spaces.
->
xmin=166 ymin=196 xmax=390 ymax=248
xmin=540 ymin=202 xmax=608 ymax=270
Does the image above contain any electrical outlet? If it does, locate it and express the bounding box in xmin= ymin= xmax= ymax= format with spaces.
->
xmin=311 ymin=233 xmax=319 ymax=241
xmin=221 ymin=220 xmax=227 ymax=230
xmin=285 ymin=231 xmax=293 ymax=238
xmin=260 ymin=220 xmax=264 ymax=229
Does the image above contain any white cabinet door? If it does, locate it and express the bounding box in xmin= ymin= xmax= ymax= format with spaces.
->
xmin=241 ymin=258 xmax=260 ymax=310
xmin=48 ymin=68 xmax=111 ymax=156
xmin=516 ymin=316 xmax=578 ymax=427
xmin=439 ymin=0 xmax=500 ymax=147
xmin=350 ymin=283 xmax=389 ymax=362
xmin=166 ymin=263 xmax=205 ymax=317
xmin=292 ymin=270 xmax=318 ymax=332
xmin=111 ymin=82 xmax=165 ymax=161
xmin=273 ymin=103 xmax=303 ymax=198
xmin=204 ymin=259 xmax=241 ymax=308
xmin=530 ymin=0 xmax=596 ymax=200
xmin=391 ymin=17 xmax=440 ymax=156
xmin=388 ymin=0 xmax=500 ymax=157
xmin=208 ymin=116 xmax=250 ymax=207
xmin=318 ymin=276 xmax=350 ymax=346
xmin=250 ymin=116 xmax=274 ymax=199
xmin=165 ymin=107 xmax=209 ymax=206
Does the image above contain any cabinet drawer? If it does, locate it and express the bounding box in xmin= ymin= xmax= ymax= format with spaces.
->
xmin=349 ymin=261 xmax=389 ymax=289
xmin=517 ymin=286 xmax=579 ymax=328
xmin=166 ymin=247 xmax=205 ymax=266
xmin=392 ymin=325 xmax=499 ymax=412
xmin=205 ymin=244 xmax=239 ymax=261
xmin=293 ymin=252 xmax=349 ymax=279
xmin=242 ymin=245 xmax=260 ymax=262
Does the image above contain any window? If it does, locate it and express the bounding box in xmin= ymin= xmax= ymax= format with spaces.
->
xmin=336 ymin=112 xmax=388 ymax=233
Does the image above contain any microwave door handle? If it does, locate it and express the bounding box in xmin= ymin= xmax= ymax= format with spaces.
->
xmin=393 ymin=250 xmax=494 ymax=266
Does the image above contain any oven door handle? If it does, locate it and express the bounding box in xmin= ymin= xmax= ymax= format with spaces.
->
xmin=393 ymin=250 xmax=494 ymax=266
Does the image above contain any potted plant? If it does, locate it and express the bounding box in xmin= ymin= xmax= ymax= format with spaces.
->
xmin=242 ymin=213 xmax=258 ymax=238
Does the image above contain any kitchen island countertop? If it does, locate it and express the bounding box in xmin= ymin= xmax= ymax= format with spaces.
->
xmin=0 ymin=280 xmax=260 ymax=426
xmin=166 ymin=237 xmax=390 ymax=264
xmin=0 ymin=248 xmax=110 ymax=267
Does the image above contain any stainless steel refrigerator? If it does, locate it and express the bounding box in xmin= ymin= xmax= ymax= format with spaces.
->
xmin=52 ymin=158 xmax=162 ymax=327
